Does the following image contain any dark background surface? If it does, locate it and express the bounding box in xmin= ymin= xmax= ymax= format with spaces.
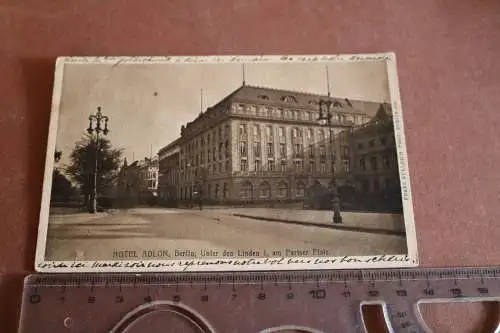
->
xmin=1 ymin=1 xmax=499 ymax=332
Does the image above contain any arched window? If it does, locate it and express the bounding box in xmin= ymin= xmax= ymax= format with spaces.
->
xmin=281 ymin=95 xmax=298 ymax=103
xmin=240 ymin=181 xmax=253 ymax=200
xmin=277 ymin=181 xmax=288 ymax=198
xmin=296 ymin=181 xmax=305 ymax=198
xmin=223 ymin=183 xmax=229 ymax=199
xmin=259 ymin=181 xmax=271 ymax=199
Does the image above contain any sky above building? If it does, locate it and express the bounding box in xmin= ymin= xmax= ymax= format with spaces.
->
xmin=54 ymin=59 xmax=392 ymax=167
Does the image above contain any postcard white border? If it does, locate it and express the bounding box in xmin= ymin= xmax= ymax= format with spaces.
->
xmin=35 ymin=53 xmax=418 ymax=273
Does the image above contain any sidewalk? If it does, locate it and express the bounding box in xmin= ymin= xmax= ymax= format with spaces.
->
xmin=228 ymin=208 xmax=406 ymax=236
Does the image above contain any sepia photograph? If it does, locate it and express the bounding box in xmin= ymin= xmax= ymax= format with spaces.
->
xmin=35 ymin=54 xmax=418 ymax=272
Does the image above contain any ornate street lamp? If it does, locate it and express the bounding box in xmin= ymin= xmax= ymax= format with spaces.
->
xmin=86 ymin=106 xmax=109 ymax=214
xmin=318 ymin=99 xmax=343 ymax=224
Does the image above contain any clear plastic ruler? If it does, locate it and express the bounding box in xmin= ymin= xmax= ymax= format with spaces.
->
xmin=18 ymin=267 xmax=500 ymax=332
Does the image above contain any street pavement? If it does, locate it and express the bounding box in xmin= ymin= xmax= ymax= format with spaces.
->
xmin=45 ymin=207 xmax=407 ymax=261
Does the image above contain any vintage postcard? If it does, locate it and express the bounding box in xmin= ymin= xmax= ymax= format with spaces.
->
xmin=35 ymin=54 xmax=418 ymax=272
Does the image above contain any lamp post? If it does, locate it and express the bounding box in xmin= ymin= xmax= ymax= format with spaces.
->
xmin=86 ymin=106 xmax=109 ymax=214
xmin=318 ymin=99 xmax=343 ymax=224
xmin=186 ymin=160 xmax=194 ymax=208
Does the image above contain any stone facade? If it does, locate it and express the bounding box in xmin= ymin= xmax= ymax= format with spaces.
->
xmin=158 ymin=84 xmax=399 ymax=207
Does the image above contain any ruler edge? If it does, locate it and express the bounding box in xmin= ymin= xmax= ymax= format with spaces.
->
xmin=17 ymin=266 xmax=500 ymax=333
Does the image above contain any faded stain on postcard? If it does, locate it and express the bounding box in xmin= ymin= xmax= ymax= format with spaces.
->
xmin=35 ymin=54 xmax=418 ymax=272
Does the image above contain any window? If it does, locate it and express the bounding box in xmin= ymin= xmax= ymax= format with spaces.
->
xmin=200 ymin=152 xmax=204 ymax=164
xmin=208 ymin=149 xmax=211 ymax=162
xmin=292 ymin=128 xmax=301 ymax=138
xmin=225 ymin=124 xmax=229 ymax=137
xmin=343 ymin=146 xmax=350 ymax=159
xmin=343 ymin=160 xmax=350 ymax=174
xmin=308 ymin=144 xmax=314 ymax=158
xmin=309 ymin=160 xmax=315 ymax=173
xmin=267 ymin=108 xmax=273 ymax=117
xmin=318 ymin=130 xmax=325 ymax=141
xmin=240 ymin=141 xmax=247 ymax=156
xmin=369 ymin=140 xmax=375 ymax=147
xmin=208 ymin=164 xmax=212 ymax=175
xmin=370 ymin=157 xmax=378 ymax=171
xmin=268 ymin=160 xmax=275 ymax=172
xmin=212 ymin=148 xmax=216 ymax=161
xmin=254 ymin=142 xmax=261 ymax=158
xmin=239 ymin=124 xmax=247 ymax=139
xmin=253 ymin=125 xmax=260 ymax=139
xmin=320 ymin=161 xmax=326 ymax=174
xmin=259 ymin=182 xmax=271 ymax=198
xmin=279 ymin=127 xmax=285 ymax=138
xmin=280 ymin=160 xmax=287 ymax=172
xmin=279 ymin=108 xmax=284 ymax=118
xmin=266 ymin=126 xmax=273 ymax=140
xmin=380 ymin=136 xmax=388 ymax=146
xmin=207 ymin=134 xmax=211 ymax=145
xmin=201 ymin=138 xmax=205 ymax=146
xmin=218 ymin=127 xmax=222 ymax=139
xmin=282 ymin=95 xmax=297 ymax=103
xmin=219 ymin=142 xmax=223 ymax=159
xmin=240 ymin=181 xmax=253 ymax=199
xmin=258 ymin=94 xmax=269 ymax=100
xmin=213 ymin=163 xmax=217 ymax=173
xmin=307 ymin=129 xmax=314 ymax=140
xmin=225 ymin=160 xmax=230 ymax=173
xmin=360 ymin=158 xmax=366 ymax=171
xmin=267 ymin=142 xmax=274 ymax=157
xmin=294 ymin=160 xmax=304 ymax=173
xmin=240 ymin=159 xmax=248 ymax=171
xmin=225 ymin=140 xmax=230 ymax=157
xmin=358 ymin=143 xmax=364 ymax=150
xmin=223 ymin=183 xmax=228 ymax=199
xmin=279 ymin=143 xmax=286 ymax=157
xmin=308 ymin=112 xmax=313 ymax=121
xmin=296 ymin=181 xmax=305 ymax=198
xmin=254 ymin=159 xmax=261 ymax=171
xmin=219 ymin=162 xmax=223 ymax=172
xmin=319 ymin=145 xmax=326 ymax=158
xmin=277 ymin=182 xmax=288 ymax=198
xmin=294 ymin=143 xmax=303 ymax=157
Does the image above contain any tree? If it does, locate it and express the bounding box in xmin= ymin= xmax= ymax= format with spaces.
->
xmin=51 ymin=150 xmax=78 ymax=204
xmin=65 ymin=133 xmax=123 ymax=208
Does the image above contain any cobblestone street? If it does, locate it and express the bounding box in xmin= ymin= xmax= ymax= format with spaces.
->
xmin=45 ymin=207 xmax=407 ymax=261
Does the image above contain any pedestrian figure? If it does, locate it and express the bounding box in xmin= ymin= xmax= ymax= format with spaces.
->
xmin=198 ymin=192 xmax=203 ymax=211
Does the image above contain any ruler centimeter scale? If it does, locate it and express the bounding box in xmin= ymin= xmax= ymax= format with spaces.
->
xmin=18 ymin=267 xmax=500 ymax=333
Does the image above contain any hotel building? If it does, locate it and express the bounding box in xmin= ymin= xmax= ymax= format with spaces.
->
xmin=157 ymin=84 xmax=396 ymax=206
